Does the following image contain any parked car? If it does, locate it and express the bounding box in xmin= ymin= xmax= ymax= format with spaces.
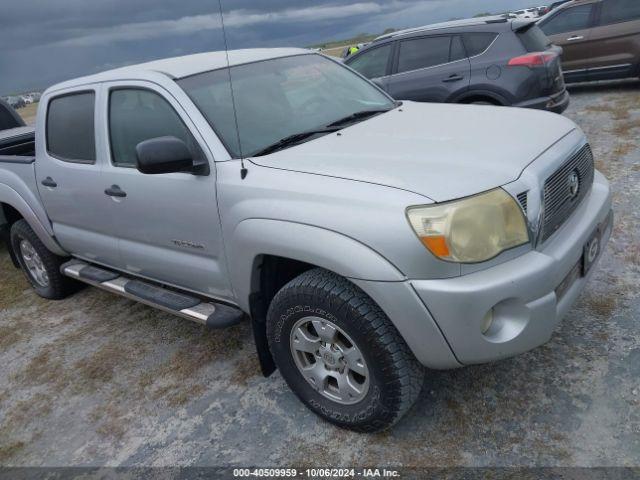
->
xmin=513 ymin=8 xmax=540 ymax=19
xmin=540 ymin=0 xmax=573 ymax=15
xmin=344 ymin=17 xmax=570 ymax=113
xmin=0 ymin=99 xmax=26 ymax=132
xmin=538 ymin=0 xmax=640 ymax=82
xmin=0 ymin=49 xmax=612 ymax=432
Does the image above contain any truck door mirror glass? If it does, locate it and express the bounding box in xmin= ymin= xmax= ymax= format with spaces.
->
xmin=136 ymin=136 xmax=206 ymax=175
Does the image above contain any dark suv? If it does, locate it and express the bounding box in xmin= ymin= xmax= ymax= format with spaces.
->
xmin=538 ymin=0 xmax=640 ymax=82
xmin=344 ymin=17 xmax=570 ymax=113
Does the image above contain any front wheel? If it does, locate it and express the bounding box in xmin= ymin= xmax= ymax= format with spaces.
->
xmin=267 ymin=268 xmax=424 ymax=432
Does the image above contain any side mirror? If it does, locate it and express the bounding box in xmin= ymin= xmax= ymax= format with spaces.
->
xmin=135 ymin=136 xmax=208 ymax=175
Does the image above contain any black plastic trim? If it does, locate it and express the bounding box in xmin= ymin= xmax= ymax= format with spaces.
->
xmin=78 ymin=265 xmax=119 ymax=283
xmin=124 ymin=280 xmax=201 ymax=311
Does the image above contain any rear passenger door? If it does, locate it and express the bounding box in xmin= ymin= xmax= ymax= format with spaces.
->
xmin=36 ymin=88 xmax=120 ymax=266
xmin=538 ymin=3 xmax=597 ymax=81
xmin=587 ymin=0 xmax=640 ymax=80
xmin=344 ymin=43 xmax=394 ymax=90
xmin=99 ymin=82 xmax=232 ymax=300
xmin=386 ymin=35 xmax=470 ymax=103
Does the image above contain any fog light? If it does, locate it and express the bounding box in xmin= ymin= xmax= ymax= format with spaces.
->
xmin=480 ymin=310 xmax=494 ymax=335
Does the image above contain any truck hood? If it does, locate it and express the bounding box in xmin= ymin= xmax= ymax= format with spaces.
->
xmin=249 ymin=101 xmax=577 ymax=202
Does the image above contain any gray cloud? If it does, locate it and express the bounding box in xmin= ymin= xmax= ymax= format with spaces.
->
xmin=52 ymin=3 xmax=385 ymax=47
xmin=1 ymin=0 xmax=537 ymax=94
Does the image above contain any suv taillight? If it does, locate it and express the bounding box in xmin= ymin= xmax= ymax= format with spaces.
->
xmin=508 ymin=52 xmax=556 ymax=67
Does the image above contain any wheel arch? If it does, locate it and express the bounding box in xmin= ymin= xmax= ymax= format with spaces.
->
xmin=0 ymin=185 xmax=66 ymax=256
xmin=230 ymin=219 xmax=406 ymax=313
xmin=454 ymin=89 xmax=509 ymax=106
xmin=229 ymin=219 xmax=407 ymax=376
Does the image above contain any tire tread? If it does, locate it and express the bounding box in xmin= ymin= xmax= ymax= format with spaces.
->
xmin=268 ymin=268 xmax=424 ymax=432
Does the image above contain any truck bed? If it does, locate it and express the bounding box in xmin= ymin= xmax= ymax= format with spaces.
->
xmin=0 ymin=126 xmax=35 ymax=161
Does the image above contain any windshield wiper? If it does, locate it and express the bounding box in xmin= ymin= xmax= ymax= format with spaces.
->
xmin=252 ymin=127 xmax=341 ymax=157
xmin=326 ymin=108 xmax=392 ymax=128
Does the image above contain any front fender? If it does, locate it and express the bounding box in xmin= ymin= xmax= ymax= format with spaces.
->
xmin=229 ymin=219 xmax=406 ymax=312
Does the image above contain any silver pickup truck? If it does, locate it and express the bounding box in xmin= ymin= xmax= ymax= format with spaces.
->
xmin=0 ymin=48 xmax=613 ymax=432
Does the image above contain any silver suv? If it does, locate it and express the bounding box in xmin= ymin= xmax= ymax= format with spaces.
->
xmin=0 ymin=49 xmax=612 ymax=432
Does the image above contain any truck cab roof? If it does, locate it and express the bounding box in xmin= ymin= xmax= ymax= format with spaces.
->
xmin=47 ymin=48 xmax=311 ymax=93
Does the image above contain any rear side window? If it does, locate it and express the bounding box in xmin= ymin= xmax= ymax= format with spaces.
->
xmin=517 ymin=26 xmax=551 ymax=52
xmin=397 ymin=36 xmax=451 ymax=73
xmin=46 ymin=92 xmax=96 ymax=162
xmin=109 ymin=89 xmax=202 ymax=167
xmin=539 ymin=4 xmax=594 ymax=35
xmin=600 ymin=0 xmax=640 ymax=24
xmin=462 ymin=33 xmax=498 ymax=57
xmin=347 ymin=44 xmax=392 ymax=79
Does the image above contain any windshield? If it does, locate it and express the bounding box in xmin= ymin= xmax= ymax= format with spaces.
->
xmin=178 ymin=54 xmax=395 ymax=158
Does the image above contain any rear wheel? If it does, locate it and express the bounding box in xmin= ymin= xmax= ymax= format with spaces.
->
xmin=266 ymin=268 xmax=424 ymax=432
xmin=10 ymin=219 xmax=76 ymax=299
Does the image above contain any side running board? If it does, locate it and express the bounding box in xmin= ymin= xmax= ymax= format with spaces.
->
xmin=61 ymin=260 xmax=244 ymax=329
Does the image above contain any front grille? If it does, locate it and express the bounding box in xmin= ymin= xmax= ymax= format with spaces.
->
xmin=540 ymin=144 xmax=594 ymax=243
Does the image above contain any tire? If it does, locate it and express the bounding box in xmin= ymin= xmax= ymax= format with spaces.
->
xmin=266 ymin=268 xmax=424 ymax=432
xmin=10 ymin=219 xmax=76 ymax=300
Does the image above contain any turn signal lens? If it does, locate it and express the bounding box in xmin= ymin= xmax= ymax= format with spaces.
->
xmin=422 ymin=236 xmax=450 ymax=257
xmin=407 ymin=189 xmax=529 ymax=263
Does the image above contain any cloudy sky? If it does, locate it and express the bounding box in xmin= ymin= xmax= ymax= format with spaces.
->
xmin=1 ymin=0 xmax=537 ymax=95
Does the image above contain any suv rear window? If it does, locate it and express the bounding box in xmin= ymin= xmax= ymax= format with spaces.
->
xmin=600 ymin=0 xmax=640 ymax=24
xmin=46 ymin=92 xmax=96 ymax=162
xmin=397 ymin=36 xmax=451 ymax=73
xmin=462 ymin=33 xmax=498 ymax=57
xmin=517 ymin=25 xmax=552 ymax=52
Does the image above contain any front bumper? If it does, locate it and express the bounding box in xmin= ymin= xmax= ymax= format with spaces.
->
xmin=410 ymin=171 xmax=612 ymax=365
xmin=515 ymin=89 xmax=570 ymax=114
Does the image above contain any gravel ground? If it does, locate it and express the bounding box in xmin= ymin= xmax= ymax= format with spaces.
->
xmin=0 ymin=81 xmax=639 ymax=468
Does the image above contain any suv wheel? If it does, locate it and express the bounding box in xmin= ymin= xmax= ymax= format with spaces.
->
xmin=10 ymin=219 xmax=76 ymax=299
xmin=266 ymin=268 xmax=424 ymax=432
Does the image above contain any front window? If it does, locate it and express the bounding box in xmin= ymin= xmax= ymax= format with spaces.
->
xmin=178 ymin=54 xmax=395 ymax=158
xmin=108 ymin=88 xmax=202 ymax=167
xmin=346 ymin=44 xmax=392 ymax=79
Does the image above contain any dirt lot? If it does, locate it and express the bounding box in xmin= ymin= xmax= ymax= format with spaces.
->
xmin=15 ymin=103 xmax=38 ymax=126
xmin=0 ymin=82 xmax=639 ymax=468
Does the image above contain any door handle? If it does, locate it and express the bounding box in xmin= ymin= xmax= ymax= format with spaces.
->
xmin=41 ymin=177 xmax=57 ymax=188
xmin=443 ymin=74 xmax=464 ymax=83
xmin=567 ymin=35 xmax=584 ymax=41
xmin=104 ymin=185 xmax=127 ymax=198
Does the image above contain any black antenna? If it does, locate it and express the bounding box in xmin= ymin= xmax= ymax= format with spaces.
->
xmin=218 ymin=0 xmax=248 ymax=179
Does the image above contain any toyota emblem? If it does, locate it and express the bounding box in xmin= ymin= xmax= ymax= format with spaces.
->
xmin=568 ymin=170 xmax=580 ymax=199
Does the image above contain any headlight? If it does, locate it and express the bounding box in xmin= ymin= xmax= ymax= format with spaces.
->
xmin=406 ymin=188 xmax=529 ymax=263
